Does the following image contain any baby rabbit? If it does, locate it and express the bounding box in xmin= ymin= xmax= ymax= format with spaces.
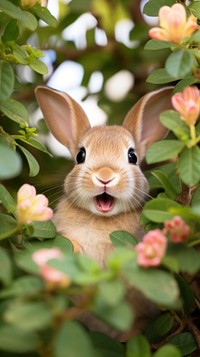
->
xmin=35 ymin=85 xmax=172 ymax=338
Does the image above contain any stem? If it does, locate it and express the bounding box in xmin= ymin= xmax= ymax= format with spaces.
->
xmin=190 ymin=124 xmax=196 ymax=143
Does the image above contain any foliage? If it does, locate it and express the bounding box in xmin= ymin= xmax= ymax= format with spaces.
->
xmin=0 ymin=0 xmax=200 ymax=356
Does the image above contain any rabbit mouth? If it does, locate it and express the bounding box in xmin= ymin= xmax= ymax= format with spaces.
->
xmin=95 ymin=193 xmax=115 ymax=213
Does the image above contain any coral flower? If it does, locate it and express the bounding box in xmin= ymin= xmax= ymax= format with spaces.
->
xmin=172 ymin=86 xmax=200 ymax=126
xmin=32 ymin=248 xmax=70 ymax=288
xmin=16 ymin=184 xmax=53 ymax=224
xmin=164 ymin=216 xmax=190 ymax=243
xmin=136 ymin=229 xmax=167 ymax=268
xmin=149 ymin=4 xmax=198 ymax=44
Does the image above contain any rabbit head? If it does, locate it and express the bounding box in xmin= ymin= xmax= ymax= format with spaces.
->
xmin=35 ymin=86 xmax=172 ymax=217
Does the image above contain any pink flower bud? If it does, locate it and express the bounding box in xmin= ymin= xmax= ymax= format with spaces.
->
xmin=32 ymin=248 xmax=70 ymax=288
xmin=135 ymin=229 xmax=167 ymax=268
xmin=164 ymin=216 xmax=190 ymax=243
xmin=16 ymin=184 xmax=53 ymax=224
xmin=172 ymin=86 xmax=200 ymax=126
xmin=149 ymin=4 xmax=198 ymax=44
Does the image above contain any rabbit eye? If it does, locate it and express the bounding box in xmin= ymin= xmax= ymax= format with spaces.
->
xmin=76 ymin=147 xmax=86 ymax=164
xmin=128 ymin=148 xmax=137 ymax=165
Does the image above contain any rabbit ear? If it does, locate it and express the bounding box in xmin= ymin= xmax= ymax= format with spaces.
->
xmin=123 ymin=87 xmax=173 ymax=160
xmin=35 ymin=86 xmax=91 ymax=155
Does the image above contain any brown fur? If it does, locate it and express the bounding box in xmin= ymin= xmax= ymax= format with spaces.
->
xmin=35 ymin=85 xmax=173 ymax=340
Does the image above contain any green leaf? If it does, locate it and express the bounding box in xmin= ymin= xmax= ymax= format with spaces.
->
xmin=32 ymin=220 xmax=56 ymax=239
xmin=15 ymin=246 xmax=40 ymax=275
xmin=33 ymin=3 xmax=57 ymax=27
xmin=143 ymin=198 xmax=181 ymax=223
xmin=49 ymin=254 xmax=103 ymax=285
xmin=151 ymin=170 xmax=178 ymax=199
xmin=90 ymin=331 xmax=125 ymax=357
xmin=191 ymin=187 xmax=200 ymax=214
xmin=143 ymin=0 xmax=174 ymax=16
xmin=18 ymin=144 xmax=40 ymax=176
xmin=107 ymin=247 xmax=136 ymax=271
xmin=153 ymin=344 xmax=181 ymax=357
xmin=19 ymin=137 xmax=52 ymax=156
xmin=2 ymin=19 xmax=19 ymax=43
xmin=0 ymin=142 xmax=22 ymax=179
xmin=69 ymin=0 xmax=91 ymax=12
xmin=176 ymin=275 xmax=195 ymax=314
xmin=0 ymin=247 xmax=12 ymax=286
xmin=0 ymin=325 xmax=39 ymax=352
xmin=167 ymin=244 xmax=200 ymax=275
xmin=0 ymin=0 xmax=37 ymax=31
xmin=0 ymin=98 xmax=29 ymax=125
xmin=110 ymin=230 xmax=138 ymax=248
xmin=54 ymin=321 xmax=95 ymax=357
xmin=174 ymin=76 xmax=198 ymax=93
xmin=0 ymin=61 xmax=14 ymax=101
xmin=29 ymin=58 xmax=48 ymax=75
xmin=126 ymin=335 xmax=151 ymax=357
xmin=97 ymin=280 xmax=125 ymax=306
xmin=165 ymin=50 xmax=194 ymax=78
xmin=11 ymin=43 xmax=28 ymax=64
xmin=169 ymin=332 xmax=197 ymax=355
xmin=146 ymin=68 xmax=178 ymax=84
xmin=0 ymin=184 xmax=16 ymax=213
xmin=146 ymin=140 xmax=185 ymax=164
xmin=169 ymin=205 xmax=200 ymax=225
xmin=0 ymin=213 xmax=18 ymax=240
xmin=0 ymin=276 xmax=43 ymax=298
xmin=5 ymin=301 xmax=52 ymax=331
xmin=178 ymin=146 xmax=200 ymax=186
xmin=145 ymin=313 xmax=174 ymax=342
xmin=145 ymin=39 xmax=173 ymax=50
xmin=189 ymin=2 xmax=200 ymax=19
xmin=124 ymin=267 xmax=179 ymax=307
xmin=44 ymin=235 xmax=74 ymax=254
xmin=160 ymin=110 xmax=190 ymax=141
xmin=94 ymin=300 xmax=133 ymax=331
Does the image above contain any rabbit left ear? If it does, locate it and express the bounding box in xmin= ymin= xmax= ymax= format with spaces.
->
xmin=35 ymin=86 xmax=91 ymax=156
xmin=123 ymin=87 xmax=173 ymax=160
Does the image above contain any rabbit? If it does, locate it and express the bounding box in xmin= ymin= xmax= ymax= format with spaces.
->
xmin=35 ymin=85 xmax=173 ymax=340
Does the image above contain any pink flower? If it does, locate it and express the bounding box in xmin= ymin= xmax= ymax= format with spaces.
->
xmin=136 ymin=229 xmax=167 ymax=268
xmin=172 ymin=86 xmax=200 ymax=126
xmin=16 ymin=184 xmax=53 ymax=224
xmin=149 ymin=4 xmax=198 ymax=44
xmin=164 ymin=216 xmax=190 ymax=243
xmin=32 ymin=248 xmax=70 ymax=288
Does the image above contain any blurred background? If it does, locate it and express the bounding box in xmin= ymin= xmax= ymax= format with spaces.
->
xmin=0 ymin=0 xmax=169 ymax=205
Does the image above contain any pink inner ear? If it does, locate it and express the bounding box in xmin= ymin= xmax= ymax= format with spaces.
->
xmin=122 ymin=87 xmax=173 ymax=159
xmin=44 ymin=94 xmax=74 ymax=147
xmin=35 ymin=87 xmax=91 ymax=154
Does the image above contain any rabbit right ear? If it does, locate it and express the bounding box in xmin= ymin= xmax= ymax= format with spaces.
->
xmin=35 ymin=86 xmax=91 ymax=155
xmin=123 ymin=87 xmax=173 ymax=161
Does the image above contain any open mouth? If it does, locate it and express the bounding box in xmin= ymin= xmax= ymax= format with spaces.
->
xmin=95 ymin=193 xmax=115 ymax=213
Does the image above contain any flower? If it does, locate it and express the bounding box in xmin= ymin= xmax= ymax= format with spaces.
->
xmin=172 ymin=86 xmax=200 ymax=126
xmin=16 ymin=184 xmax=53 ymax=224
xmin=135 ymin=229 xmax=167 ymax=268
xmin=149 ymin=4 xmax=198 ymax=44
xmin=32 ymin=248 xmax=70 ymax=288
xmin=164 ymin=216 xmax=190 ymax=243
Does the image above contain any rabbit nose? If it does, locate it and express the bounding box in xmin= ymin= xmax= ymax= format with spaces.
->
xmin=97 ymin=177 xmax=114 ymax=185
xmin=92 ymin=167 xmax=119 ymax=186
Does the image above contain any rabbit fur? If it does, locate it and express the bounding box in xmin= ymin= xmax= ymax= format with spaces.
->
xmin=35 ymin=85 xmax=173 ymax=340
